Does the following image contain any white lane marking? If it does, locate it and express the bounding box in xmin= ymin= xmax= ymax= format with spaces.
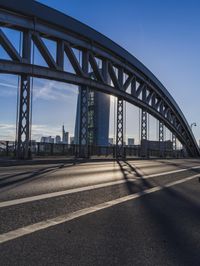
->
xmin=0 ymin=173 xmax=198 ymax=244
xmin=0 ymin=180 xmax=128 ymax=208
xmin=143 ymin=165 xmax=200 ymax=178
xmin=0 ymin=166 xmax=200 ymax=209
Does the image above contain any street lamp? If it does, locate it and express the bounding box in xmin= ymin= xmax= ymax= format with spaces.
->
xmin=191 ymin=122 xmax=197 ymax=130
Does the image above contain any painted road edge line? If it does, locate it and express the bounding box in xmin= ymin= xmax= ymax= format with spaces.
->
xmin=1 ymin=165 xmax=200 ymax=208
xmin=0 ymin=173 xmax=198 ymax=244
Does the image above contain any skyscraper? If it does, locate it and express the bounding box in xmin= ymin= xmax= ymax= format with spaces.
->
xmin=62 ymin=125 xmax=69 ymax=144
xmin=74 ymin=89 xmax=110 ymax=146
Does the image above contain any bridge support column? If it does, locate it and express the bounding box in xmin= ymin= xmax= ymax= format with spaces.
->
xmin=16 ymin=75 xmax=31 ymax=159
xmin=172 ymin=134 xmax=176 ymax=150
xmin=172 ymin=134 xmax=177 ymax=157
xmin=140 ymin=109 xmax=148 ymax=157
xmin=116 ymin=97 xmax=124 ymax=158
xmin=79 ymin=86 xmax=89 ymax=158
xmin=159 ymin=121 xmax=164 ymax=157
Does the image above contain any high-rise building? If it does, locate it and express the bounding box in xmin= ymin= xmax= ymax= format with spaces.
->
xmin=74 ymin=89 xmax=110 ymax=146
xmin=62 ymin=125 xmax=69 ymax=144
xmin=70 ymin=136 xmax=74 ymax=144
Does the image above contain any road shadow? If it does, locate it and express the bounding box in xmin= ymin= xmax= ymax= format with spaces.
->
xmin=118 ymin=159 xmax=200 ymax=265
xmin=136 ymin=183 xmax=200 ymax=265
xmin=117 ymin=159 xmax=200 ymax=264
xmin=0 ymin=162 xmax=80 ymax=191
xmin=117 ymin=160 xmax=153 ymax=195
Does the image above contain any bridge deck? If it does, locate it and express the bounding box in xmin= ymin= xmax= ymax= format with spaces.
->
xmin=1 ymin=159 xmax=200 ymax=265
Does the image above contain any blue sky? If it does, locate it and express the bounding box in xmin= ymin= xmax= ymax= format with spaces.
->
xmin=0 ymin=0 xmax=200 ymax=144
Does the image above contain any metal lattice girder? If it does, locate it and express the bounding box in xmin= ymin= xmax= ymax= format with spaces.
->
xmin=88 ymin=90 xmax=95 ymax=145
xmin=64 ymin=43 xmax=84 ymax=76
xmin=141 ymin=109 xmax=148 ymax=140
xmin=17 ymin=75 xmax=31 ymax=159
xmin=108 ymin=62 xmax=121 ymax=89
xmin=88 ymin=52 xmax=104 ymax=82
xmin=159 ymin=121 xmax=164 ymax=157
xmin=32 ymin=33 xmax=57 ymax=69
xmin=172 ymin=134 xmax=177 ymax=150
xmin=0 ymin=28 xmax=21 ymax=61
xmin=79 ymin=86 xmax=89 ymax=146
xmin=159 ymin=121 xmax=164 ymax=142
xmin=116 ymin=97 xmax=124 ymax=157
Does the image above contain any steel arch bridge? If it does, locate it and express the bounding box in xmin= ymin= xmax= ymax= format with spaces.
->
xmin=0 ymin=0 xmax=199 ymax=158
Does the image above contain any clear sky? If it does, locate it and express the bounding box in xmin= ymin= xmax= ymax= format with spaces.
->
xmin=0 ymin=0 xmax=200 ymax=144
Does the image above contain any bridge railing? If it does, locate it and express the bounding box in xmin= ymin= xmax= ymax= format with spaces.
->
xmin=0 ymin=141 xmax=16 ymax=157
xmin=0 ymin=141 xmax=185 ymax=159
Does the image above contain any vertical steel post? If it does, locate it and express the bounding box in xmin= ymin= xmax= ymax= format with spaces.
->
xmin=79 ymin=86 xmax=89 ymax=145
xmin=116 ymin=68 xmax=124 ymax=158
xmin=172 ymin=133 xmax=177 ymax=158
xmin=116 ymin=97 xmax=124 ymax=158
xmin=159 ymin=121 xmax=164 ymax=157
xmin=141 ymin=109 xmax=148 ymax=157
xmin=79 ymin=51 xmax=89 ymax=157
xmin=172 ymin=134 xmax=176 ymax=150
xmin=141 ymin=109 xmax=148 ymax=140
xmin=17 ymin=75 xmax=31 ymax=159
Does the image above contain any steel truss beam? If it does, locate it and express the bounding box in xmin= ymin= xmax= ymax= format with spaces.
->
xmin=78 ymin=51 xmax=89 ymax=157
xmin=159 ymin=121 xmax=164 ymax=157
xmin=159 ymin=121 xmax=164 ymax=142
xmin=141 ymin=109 xmax=148 ymax=141
xmin=116 ymin=98 xmax=124 ymax=158
xmin=116 ymin=68 xmax=124 ymax=158
xmin=17 ymin=75 xmax=31 ymax=159
xmin=88 ymin=90 xmax=95 ymax=145
xmin=0 ymin=1 xmax=199 ymax=157
xmin=172 ymin=134 xmax=177 ymax=151
xmin=79 ymin=86 xmax=89 ymax=157
xmin=0 ymin=28 xmax=21 ymax=61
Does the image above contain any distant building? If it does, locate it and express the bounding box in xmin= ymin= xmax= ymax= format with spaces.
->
xmin=62 ymin=125 xmax=69 ymax=144
xmin=47 ymin=136 xmax=54 ymax=143
xmin=55 ymin=135 xmax=61 ymax=144
xmin=70 ymin=136 xmax=74 ymax=144
xmin=40 ymin=136 xmax=46 ymax=143
xmin=128 ymin=138 xmax=135 ymax=146
xmin=40 ymin=136 xmax=54 ymax=143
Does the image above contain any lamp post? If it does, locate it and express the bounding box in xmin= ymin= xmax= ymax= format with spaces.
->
xmin=190 ymin=122 xmax=197 ymax=131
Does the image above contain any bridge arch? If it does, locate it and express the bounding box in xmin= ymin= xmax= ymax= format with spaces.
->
xmin=0 ymin=0 xmax=199 ymax=157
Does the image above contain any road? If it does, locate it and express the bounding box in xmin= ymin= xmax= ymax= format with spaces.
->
xmin=0 ymin=159 xmax=200 ymax=265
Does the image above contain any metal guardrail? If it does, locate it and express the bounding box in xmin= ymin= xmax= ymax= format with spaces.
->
xmin=0 ymin=141 xmax=184 ymax=159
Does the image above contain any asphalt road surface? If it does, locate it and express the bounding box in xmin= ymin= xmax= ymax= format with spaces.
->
xmin=1 ymin=159 xmax=200 ymax=265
